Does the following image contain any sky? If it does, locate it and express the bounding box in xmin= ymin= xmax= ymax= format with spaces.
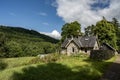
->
xmin=0 ymin=0 xmax=120 ymax=39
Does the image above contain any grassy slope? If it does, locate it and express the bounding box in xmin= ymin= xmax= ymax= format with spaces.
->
xmin=0 ymin=57 xmax=36 ymax=80
xmin=0 ymin=55 xmax=115 ymax=80
xmin=0 ymin=57 xmax=35 ymax=69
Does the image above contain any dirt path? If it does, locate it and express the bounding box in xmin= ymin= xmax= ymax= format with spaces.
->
xmin=100 ymin=54 xmax=120 ymax=80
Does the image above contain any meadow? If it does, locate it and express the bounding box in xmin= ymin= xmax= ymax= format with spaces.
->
xmin=0 ymin=53 xmax=115 ymax=80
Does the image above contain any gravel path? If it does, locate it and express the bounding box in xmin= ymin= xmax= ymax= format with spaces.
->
xmin=100 ymin=54 xmax=120 ymax=80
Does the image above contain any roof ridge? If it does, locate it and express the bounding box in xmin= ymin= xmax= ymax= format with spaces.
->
xmin=61 ymin=36 xmax=97 ymax=48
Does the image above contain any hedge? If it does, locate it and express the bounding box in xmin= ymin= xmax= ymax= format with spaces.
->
xmin=90 ymin=50 xmax=115 ymax=61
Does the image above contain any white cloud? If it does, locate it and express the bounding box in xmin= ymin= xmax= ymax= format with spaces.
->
xmin=41 ymin=30 xmax=61 ymax=39
xmin=55 ymin=0 xmax=120 ymax=31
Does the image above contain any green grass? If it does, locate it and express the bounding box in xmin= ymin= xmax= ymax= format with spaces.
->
xmin=0 ymin=54 xmax=116 ymax=80
xmin=0 ymin=57 xmax=35 ymax=69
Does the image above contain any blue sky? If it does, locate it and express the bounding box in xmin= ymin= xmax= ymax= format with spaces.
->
xmin=0 ymin=0 xmax=64 ymax=33
xmin=0 ymin=0 xmax=120 ymax=39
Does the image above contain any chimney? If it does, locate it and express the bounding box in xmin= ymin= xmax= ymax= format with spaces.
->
xmin=71 ymin=35 xmax=73 ymax=40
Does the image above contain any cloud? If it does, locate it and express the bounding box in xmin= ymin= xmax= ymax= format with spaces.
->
xmin=55 ymin=0 xmax=120 ymax=31
xmin=38 ymin=12 xmax=47 ymax=16
xmin=41 ymin=30 xmax=61 ymax=39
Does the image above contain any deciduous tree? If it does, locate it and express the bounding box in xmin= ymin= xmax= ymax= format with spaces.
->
xmin=85 ymin=17 xmax=117 ymax=49
xmin=61 ymin=21 xmax=81 ymax=42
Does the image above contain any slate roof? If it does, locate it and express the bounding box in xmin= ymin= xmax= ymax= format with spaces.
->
xmin=100 ymin=43 xmax=116 ymax=51
xmin=61 ymin=36 xmax=97 ymax=48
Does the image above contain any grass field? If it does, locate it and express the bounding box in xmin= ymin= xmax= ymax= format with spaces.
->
xmin=0 ymin=54 xmax=115 ymax=80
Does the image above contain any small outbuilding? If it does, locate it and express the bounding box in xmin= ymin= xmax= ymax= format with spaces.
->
xmin=100 ymin=43 xmax=116 ymax=52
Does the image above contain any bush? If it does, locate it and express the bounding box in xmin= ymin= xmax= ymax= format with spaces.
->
xmin=29 ymin=57 xmax=41 ymax=64
xmin=90 ymin=50 xmax=115 ymax=61
xmin=29 ymin=53 xmax=60 ymax=64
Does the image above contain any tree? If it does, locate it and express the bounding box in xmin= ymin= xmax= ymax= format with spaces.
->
xmin=41 ymin=42 xmax=56 ymax=54
xmin=61 ymin=21 xmax=81 ymax=42
xmin=112 ymin=18 xmax=120 ymax=30
xmin=84 ymin=25 xmax=95 ymax=36
xmin=6 ymin=41 xmax=23 ymax=57
xmin=0 ymin=32 xmax=6 ymax=46
xmin=112 ymin=18 xmax=120 ymax=49
xmin=85 ymin=17 xmax=117 ymax=49
xmin=0 ymin=32 xmax=8 ymax=57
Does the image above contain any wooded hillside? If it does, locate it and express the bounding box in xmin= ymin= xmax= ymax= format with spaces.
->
xmin=0 ymin=25 xmax=59 ymax=57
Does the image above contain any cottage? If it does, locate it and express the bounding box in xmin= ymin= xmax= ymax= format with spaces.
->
xmin=61 ymin=36 xmax=99 ymax=55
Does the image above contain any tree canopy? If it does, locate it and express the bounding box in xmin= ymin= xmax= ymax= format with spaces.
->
xmin=85 ymin=17 xmax=118 ymax=49
xmin=112 ymin=18 xmax=120 ymax=49
xmin=0 ymin=26 xmax=58 ymax=58
xmin=61 ymin=21 xmax=81 ymax=42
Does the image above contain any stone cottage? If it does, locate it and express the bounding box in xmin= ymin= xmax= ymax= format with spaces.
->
xmin=61 ymin=36 xmax=99 ymax=55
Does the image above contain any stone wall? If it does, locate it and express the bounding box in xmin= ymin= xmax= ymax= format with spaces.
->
xmin=93 ymin=41 xmax=99 ymax=50
xmin=67 ymin=41 xmax=79 ymax=55
xmin=90 ymin=50 xmax=115 ymax=60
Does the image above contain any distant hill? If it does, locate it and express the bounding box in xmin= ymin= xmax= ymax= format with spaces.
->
xmin=0 ymin=25 xmax=59 ymax=57
xmin=0 ymin=25 xmax=59 ymax=43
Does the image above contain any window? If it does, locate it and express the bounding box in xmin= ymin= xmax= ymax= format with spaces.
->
xmin=72 ymin=47 xmax=74 ymax=53
xmin=85 ymin=49 xmax=87 ymax=53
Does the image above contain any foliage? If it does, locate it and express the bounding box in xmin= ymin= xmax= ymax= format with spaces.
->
xmin=85 ymin=17 xmax=117 ymax=49
xmin=0 ymin=26 xmax=58 ymax=57
xmin=112 ymin=18 xmax=120 ymax=49
xmin=0 ymin=26 xmax=58 ymax=43
xmin=85 ymin=25 xmax=95 ymax=36
xmin=29 ymin=53 xmax=60 ymax=64
xmin=0 ymin=32 xmax=9 ymax=57
xmin=61 ymin=21 xmax=81 ymax=42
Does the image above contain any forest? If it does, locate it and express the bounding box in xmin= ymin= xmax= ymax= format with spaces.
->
xmin=0 ymin=26 xmax=59 ymax=57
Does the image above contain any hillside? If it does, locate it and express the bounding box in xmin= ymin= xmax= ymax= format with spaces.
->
xmin=0 ymin=25 xmax=59 ymax=57
xmin=0 ymin=25 xmax=58 ymax=43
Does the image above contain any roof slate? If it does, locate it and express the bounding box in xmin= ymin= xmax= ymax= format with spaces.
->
xmin=61 ymin=36 xmax=97 ymax=48
xmin=101 ymin=43 xmax=116 ymax=51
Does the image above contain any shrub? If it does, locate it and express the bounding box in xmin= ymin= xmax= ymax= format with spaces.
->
xmin=29 ymin=57 xmax=41 ymax=64
xmin=29 ymin=53 xmax=60 ymax=64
